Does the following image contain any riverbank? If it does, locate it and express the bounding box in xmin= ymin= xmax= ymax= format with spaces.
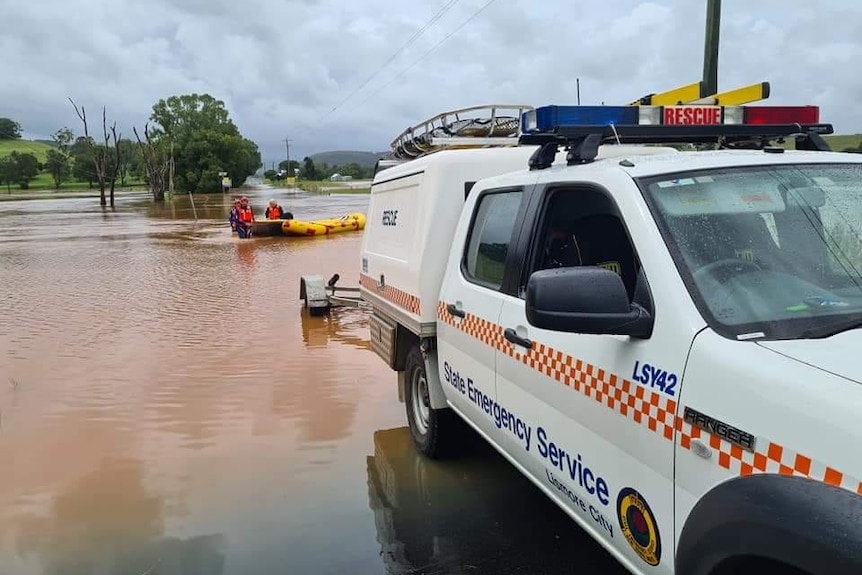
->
xmin=0 ymin=187 xmax=148 ymax=202
xmin=0 ymin=186 xmax=264 ymax=202
xmin=265 ymin=179 xmax=372 ymax=194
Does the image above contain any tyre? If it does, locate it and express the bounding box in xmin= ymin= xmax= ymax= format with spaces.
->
xmin=405 ymin=345 xmax=453 ymax=458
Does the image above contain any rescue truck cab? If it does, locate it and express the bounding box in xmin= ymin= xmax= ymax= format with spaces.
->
xmin=359 ymin=102 xmax=862 ymax=575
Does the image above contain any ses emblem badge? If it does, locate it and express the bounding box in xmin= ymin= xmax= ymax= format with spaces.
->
xmin=616 ymin=487 xmax=662 ymax=567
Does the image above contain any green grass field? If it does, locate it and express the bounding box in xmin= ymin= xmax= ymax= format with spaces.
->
xmin=823 ymin=135 xmax=862 ymax=151
xmin=0 ymin=139 xmax=55 ymax=162
xmin=0 ymin=139 xmax=150 ymax=192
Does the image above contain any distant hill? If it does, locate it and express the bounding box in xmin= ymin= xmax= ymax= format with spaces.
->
xmin=308 ymin=150 xmax=389 ymax=168
xmin=0 ymin=139 xmax=55 ymax=162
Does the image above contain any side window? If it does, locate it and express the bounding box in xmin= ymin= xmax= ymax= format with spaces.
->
xmin=524 ymin=187 xmax=645 ymax=304
xmin=463 ymin=190 xmax=522 ymax=290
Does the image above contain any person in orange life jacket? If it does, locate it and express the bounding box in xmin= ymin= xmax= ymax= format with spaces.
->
xmin=236 ymin=197 xmax=255 ymax=238
xmin=265 ymin=199 xmax=284 ymax=220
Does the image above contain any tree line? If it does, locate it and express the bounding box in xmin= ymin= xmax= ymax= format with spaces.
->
xmin=263 ymin=156 xmax=376 ymax=182
xmin=0 ymin=93 xmax=261 ymax=204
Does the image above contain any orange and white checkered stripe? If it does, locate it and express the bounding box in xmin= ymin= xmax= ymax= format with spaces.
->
xmin=360 ymin=273 xmax=420 ymax=315
xmin=436 ymin=301 xmax=508 ymax=349
xmin=676 ymin=420 xmax=862 ymax=494
xmin=437 ymin=302 xmax=862 ymax=496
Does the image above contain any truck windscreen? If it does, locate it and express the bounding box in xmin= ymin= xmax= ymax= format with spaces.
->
xmin=639 ymin=163 xmax=862 ymax=340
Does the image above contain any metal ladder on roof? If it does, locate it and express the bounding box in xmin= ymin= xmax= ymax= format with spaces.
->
xmin=389 ymin=104 xmax=534 ymax=160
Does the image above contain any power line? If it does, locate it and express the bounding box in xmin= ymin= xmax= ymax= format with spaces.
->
xmin=354 ymin=0 xmax=500 ymax=109
xmin=325 ymin=0 xmax=461 ymax=118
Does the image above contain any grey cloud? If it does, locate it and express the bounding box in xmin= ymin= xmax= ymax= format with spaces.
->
xmin=2 ymin=0 xmax=861 ymax=166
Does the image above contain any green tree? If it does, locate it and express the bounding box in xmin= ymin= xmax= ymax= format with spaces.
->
xmin=116 ymin=138 xmax=138 ymax=186
xmin=0 ymin=118 xmax=22 ymax=139
xmin=336 ymin=162 xmax=365 ymax=179
xmin=277 ymin=159 xmax=300 ymax=174
xmin=0 ymin=156 xmax=15 ymax=192
xmin=52 ymin=127 xmax=74 ymax=154
xmin=43 ymin=127 xmax=75 ymax=189
xmin=4 ymin=151 xmax=39 ymax=189
xmin=71 ymin=136 xmax=97 ymax=187
xmin=45 ymin=149 xmax=71 ymax=188
xmin=302 ymin=156 xmax=318 ymax=180
xmin=148 ymin=93 xmax=261 ymax=193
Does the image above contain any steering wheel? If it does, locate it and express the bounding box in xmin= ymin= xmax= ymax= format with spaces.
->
xmin=694 ymin=258 xmax=762 ymax=283
xmin=693 ymin=259 xmax=765 ymax=319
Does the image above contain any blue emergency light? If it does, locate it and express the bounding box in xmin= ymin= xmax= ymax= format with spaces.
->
xmin=524 ymin=106 xmax=639 ymax=133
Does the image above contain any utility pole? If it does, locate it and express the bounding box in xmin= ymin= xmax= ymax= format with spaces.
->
xmin=702 ymin=0 xmax=721 ymax=96
xmin=284 ymin=136 xmax=292 ymax=170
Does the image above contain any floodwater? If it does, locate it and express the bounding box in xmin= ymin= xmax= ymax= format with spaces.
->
xmin=0 ymin=187 xmax=626 ymax=575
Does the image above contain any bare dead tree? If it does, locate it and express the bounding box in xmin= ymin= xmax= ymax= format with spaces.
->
xmin=133 ymin=122 xmax=170 ymax=202
xmin=69 ymin=98 xmax=121 ymax=207
xmin=106 ymin=120 xmax=121 ymax=207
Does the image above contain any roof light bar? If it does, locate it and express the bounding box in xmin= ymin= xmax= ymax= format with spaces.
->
xmin=522 ymin=104 xmax=825 ymax=134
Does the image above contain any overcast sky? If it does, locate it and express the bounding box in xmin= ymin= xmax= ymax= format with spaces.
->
xmin=2 ymin=0 xmax=861 ymax=167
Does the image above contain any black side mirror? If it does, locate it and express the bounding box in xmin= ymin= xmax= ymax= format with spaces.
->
xmin=526 ymin=267 xmax=653 ymax=338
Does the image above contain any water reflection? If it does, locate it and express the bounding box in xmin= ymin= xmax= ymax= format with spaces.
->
xmin=300 ymin=306 xmax=371 ymax=351
xmin=143 ymin=194 xmax=231 ymax=222
xmin=12 ymin=456 xmax=226 ymax=575
xmin=366 ymin=427 xmax=628 ymax=575
xmin=235 ymin=239 xmax=258 ymax=270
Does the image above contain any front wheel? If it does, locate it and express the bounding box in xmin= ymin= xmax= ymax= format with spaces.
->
xmin=405 ymin=345 xmax=454 ymax=459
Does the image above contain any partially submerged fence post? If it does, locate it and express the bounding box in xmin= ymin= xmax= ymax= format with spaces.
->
xmin=188 ymin=191 xmax=198 ymax=221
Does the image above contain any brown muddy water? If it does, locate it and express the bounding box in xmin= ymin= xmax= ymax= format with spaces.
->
xmin=0 ymin=187 xmax=626 ymax=575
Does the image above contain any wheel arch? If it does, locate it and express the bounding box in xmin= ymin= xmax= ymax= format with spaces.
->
xmin=676 ymin=474 xmax=862 ymax=575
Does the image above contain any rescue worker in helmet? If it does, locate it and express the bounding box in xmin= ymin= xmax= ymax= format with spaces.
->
xmin=265 ymin=199 xmax=284 ymax=220
xmin=236 ymin=196 xmax=255 ymax=238
xmin=228 ymin=198 xmax=241 ymax=232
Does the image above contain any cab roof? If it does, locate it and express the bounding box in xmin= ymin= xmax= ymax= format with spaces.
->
xmin=607 ymin=148 xmax=862 ymax=179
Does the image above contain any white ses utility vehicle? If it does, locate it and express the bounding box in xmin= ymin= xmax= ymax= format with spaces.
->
xmin=359 ymin=102 xmax=862 ymax=575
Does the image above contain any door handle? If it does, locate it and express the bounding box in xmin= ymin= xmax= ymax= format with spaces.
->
xmin=504 ymin=328 xmax=533 ymax=349
xmin=446 ymin=303 xmax=466 ymax=318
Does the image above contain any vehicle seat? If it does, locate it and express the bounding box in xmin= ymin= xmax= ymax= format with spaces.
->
xmin=672 ymin=214 xmax=780 ymax=271
xmin=572 ymin=214 xmax=638 ymax=299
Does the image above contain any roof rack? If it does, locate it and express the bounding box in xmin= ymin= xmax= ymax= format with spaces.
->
xmin=390 ymin=104 xmax=534 ymax=160
xmin=521 ymin=123 xmax=834 ymax=170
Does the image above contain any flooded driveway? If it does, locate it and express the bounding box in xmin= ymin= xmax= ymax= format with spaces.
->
xmin=0 ymin=187 xmax=626 ymax=574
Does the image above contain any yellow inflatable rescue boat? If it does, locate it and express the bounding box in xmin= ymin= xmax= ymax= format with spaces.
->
xmin=282 ymin=212 xmax=366 ymax=236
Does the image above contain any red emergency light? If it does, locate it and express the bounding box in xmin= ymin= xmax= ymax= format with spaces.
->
xmin=743 ymin=106 xmax=820 ymax=125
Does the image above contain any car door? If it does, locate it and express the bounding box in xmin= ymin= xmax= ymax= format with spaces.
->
xmin=494 ymin=180 xmax=697 ymax=574
xmin=437 ymin=186 xmax=527 ymax=440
